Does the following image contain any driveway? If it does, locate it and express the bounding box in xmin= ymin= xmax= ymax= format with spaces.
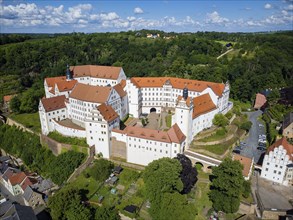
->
xmin=239 ymin=110 xmax=265 ymax=164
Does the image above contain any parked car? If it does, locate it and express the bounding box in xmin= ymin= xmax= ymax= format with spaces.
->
xmin=257 ymin=146 xmax=266 ymax=151
xmin=233 ymin=149 xmax=241 ymax=154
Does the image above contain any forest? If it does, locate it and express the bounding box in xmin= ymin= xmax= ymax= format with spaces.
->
xmin=0 ymin=123 xmax=85 ymax=185
xmin=0 ymin=30 xmax=292 ymax=113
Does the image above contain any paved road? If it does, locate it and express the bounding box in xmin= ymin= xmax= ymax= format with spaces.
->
xmin=239 ymin=110 xmax=265 ymax=164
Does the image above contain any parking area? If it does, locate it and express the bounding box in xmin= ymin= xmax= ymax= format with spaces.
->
xmin=233 ymin=110 xmax=266 ymax=164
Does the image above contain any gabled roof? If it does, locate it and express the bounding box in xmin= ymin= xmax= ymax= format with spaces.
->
xmin=45 ymin=76 xmax=66 ymax=87
xmin=23 ymin=186 xmax=33 ymax=201
xmin=193 ymin=93 xmax=217 ymax=119
xmin=56 ymin=80 xmax=77 ymax=92
xmin=283 ymin=112 xmax=293 ymax=129
xmin=167 ymin=123 xmax=186 ymax=144
xmin=9 ymin=172 xmax=26 ymax=186
xmin=69 ymin=83 xmax=111 ymax=103
xmin=114 ymin=83 xmax=127 ymax=98
xmin=233 ymin=154 xmax=253 ymax=178
xmin=130 ymin=77 xmax=225 ymax=97
xmin=97 ymin=103 xmax=119 ymax=122
xmin=267 ymin=137 xmax=293 ymax=161
xmin=254 ymin=93 xmax=267 ymax=109
xmin=116 ymin=124 xmax=185 ymax=144
xmin=70 ymin=65 xmax=122 ymax=80
xmin=3 ymin=95 xmax=15 ymax=102
xmin=40 ymin=95 xmax=66 ymax=112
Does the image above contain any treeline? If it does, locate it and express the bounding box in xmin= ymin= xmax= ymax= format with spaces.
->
xmin=0 ymin=31 xmax=292 ymax=106
xmin=0 ymin=123 xmax=85 ymax=185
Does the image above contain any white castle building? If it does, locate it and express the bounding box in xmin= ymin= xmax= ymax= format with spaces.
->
xmin=39 ymin=65 xmax=232 ymax=166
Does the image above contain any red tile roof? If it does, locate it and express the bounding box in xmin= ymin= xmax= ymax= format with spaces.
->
xmin=114 ymin=124 xmax=185 ymax=144
xmin=97 ymin=103 xmax=119 ymax=122
xmin=130 ymin=77 xmax=225 ymax=97
xmin=267 ymin=137 xmax=293 ymax=160
xmin=70 ymin=65 xmax=122 ymax=80
xmin=45 ymin=76 xmax=66 ymax=87
xmin=192 ymin=93 xmax=217 ymax=119
xmin=9 ymin=172 xmax=26 ymax=186
xmin=254 ymin=93 xmax=267 ymax=109
xmin=3 ymin=95 xmax=15 ymax=102
xmin=69 ymin=83 xmax=111 ymax=103
xmin=233 ymin=154 xmax=253 ymax=178
xmin=41 ymin=95 xmax=66 ymax=112
xmin=21 ymin=177 xmax=33 ymax=190
xmin=114 ymin=83 xmax=127 ymax=98
xmin=56 ymin=80 xmax=77 ymax=92
xmin=167 ymin=123 xmax=186 ymax=144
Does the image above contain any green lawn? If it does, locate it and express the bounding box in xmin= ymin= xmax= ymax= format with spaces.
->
xmin=165 ymin=114 xmax=172 ymax=128
xmin=199 ymin=128 xmax=227 ymax=142
xmin=48 ymin=131 xmax=88 ymax=147
xmin=194 ymin=135 xmax=238 ymax=156
xmin=193 ymin=182 xmax=213 ymax=220
xmin=10 ymin=112 xmax=41 ymax=133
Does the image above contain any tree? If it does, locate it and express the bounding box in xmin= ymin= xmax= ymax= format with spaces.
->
xmin=95 ymin=206 xmax=120 ymax=220
xmin=48 ymin=187 xmax=91 ymax=220
xmin=240 ymin=121 xmax=252 ymax=132
xmin=175 ymin=154 xmax=198 ymax=194
xmin=143 ymin=158 xmax=184 ymax=220
xmin=242 ymin=180 xmax=251 ymax=198
xmin=209 ymin=158 xmax=244 ymax=213
xmin=89 ymin=159 xmax=114 ymax=182
xmin=9 ymin=95 xmax=21 ymax=113
xmin=267 ymin=88 xmax=280 ymax=105
xmin=212 ymin=114 xmax=229 ymax=128
xmin=157 ymin=192 xmax=195 ymax=220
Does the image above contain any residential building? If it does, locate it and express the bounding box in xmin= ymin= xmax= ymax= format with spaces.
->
xmin=233 ymin=154 xmax=254 ymax=180
xmin=112 ymin=123 xmax=186 ymax=166
xmin=261 ymin=137 xmax=293 ymax=186
xmin=282 ymin=112 xmax=293 ymax=139
xmin=2 ymin=94 xmax=15 ymax=113
xmin=254 ymin=93 xmax=267 ymax=110
xmin=0 ymin=201 xmax=37 ymax=220
xmin=23 ymin=186 xmax=45 ymax=208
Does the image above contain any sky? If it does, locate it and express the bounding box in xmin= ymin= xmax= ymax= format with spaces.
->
xmin=1 ymin=0 xmax=292 ymax=33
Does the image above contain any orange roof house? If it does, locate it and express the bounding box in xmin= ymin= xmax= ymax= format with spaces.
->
xmin=233 ymin=154 xmax=254 ymax=180
xmin=267 ymin=137 xmax=293 ymax=160
xmin=40 ymin=95 xmax=66 ymax=112
xmin=192 ymin=93 xmax=217 ymax=119
xmin=97 ymin=103 xmax=119 ymax=122
xmin=254 ymin=93 xmax=267 ymax=109
xmin=70 ymin=65 xmax=122 ymax=80
xmin=131 ymin=77 xmax=225 ymax=97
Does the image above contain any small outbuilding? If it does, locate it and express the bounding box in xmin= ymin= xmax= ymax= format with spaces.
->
xmin=124 ymin=205 xmax=138 ymax=214
xmin=113 ymin=166 xmax=123 ymax=175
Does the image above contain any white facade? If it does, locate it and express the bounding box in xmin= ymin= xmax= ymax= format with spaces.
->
xmin=75 ymin=68 xmax=126 ymax=87
xmin=261 ymin=141 xmax=293 ymax=186
xmin=39 ymin=101 xmax=67 ymax=135
xmin=85 ymin=107 xmax=120 ymax=158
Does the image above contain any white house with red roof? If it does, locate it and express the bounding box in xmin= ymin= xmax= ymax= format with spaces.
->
xmin=261 ymin=137 xmax=293 ymax=186
xmin=112 ymin=123 xmax=186 ymax=166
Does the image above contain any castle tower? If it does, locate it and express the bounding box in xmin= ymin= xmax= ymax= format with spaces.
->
xmin=174 ymin=86 xmax=193 ymax=149
xmin=66 ymin=64 xmax=73 ymax=81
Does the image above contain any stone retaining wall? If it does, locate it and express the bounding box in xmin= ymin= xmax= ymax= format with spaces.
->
xmin=40 ymin=134 xmax=87 ymax=156
xmin=6 ymin=118 xmax=36 ymax=135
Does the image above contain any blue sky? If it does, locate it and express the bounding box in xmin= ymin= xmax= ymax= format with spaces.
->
xmin=1 ymin=0 xmax=292 ymax=33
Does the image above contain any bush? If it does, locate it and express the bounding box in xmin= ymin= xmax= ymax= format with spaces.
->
xmin=213 ymin=114 xmax=229 ymax=128
xmin=48 ymin=131 xmax=88 ymax=147
xmin=240 ymin=121 xmax=252 ymax=132
xmin=225 ymin=111 xmax=233 ymax=120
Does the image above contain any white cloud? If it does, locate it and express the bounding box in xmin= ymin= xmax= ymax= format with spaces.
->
xmin=286 ymin=4 xmax=293 ymax=10
xmin=134 ymin=7 xmax=144 ymax=14
xmin=100 ymin=12 xmax=119 ymax=21
xmin=264 ymin=3 xmax=272 ymax=9
xmin=206 ymin=11 xmax=229 ymax=24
